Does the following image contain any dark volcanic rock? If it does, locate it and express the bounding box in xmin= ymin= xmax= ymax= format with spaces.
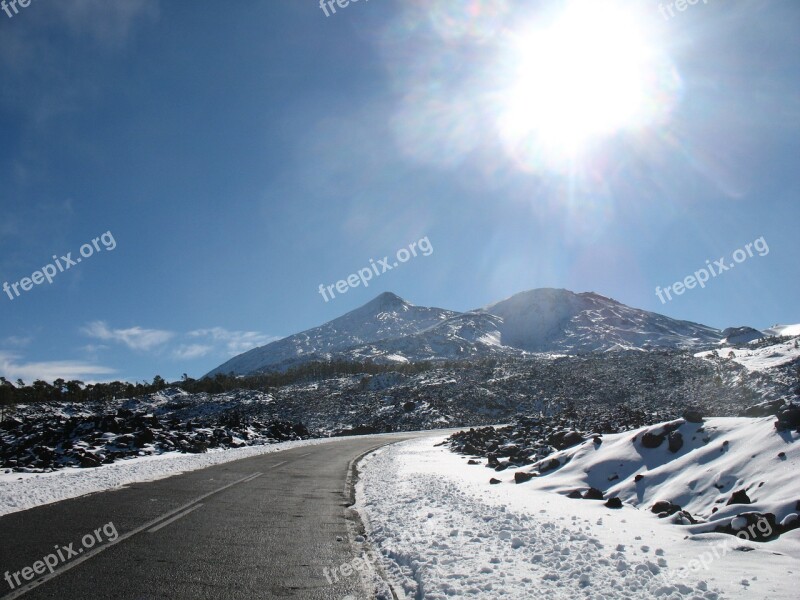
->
xmin=776 ymin=407 xmax=800 ymax=431
xmin=727 ymin=489 xmax=752 ymax=505
xmin=739 ymin=399 xmax=785 ymax=418
xmin=583 ymin=487 xmax=604 ymax=500
xmin=538 ymin=458 xmax=561 ymax=473
xmin=651 ymin=501 xmax=682 ymax=517
xmin=604 ymin=497 xmax=623 ymax=509
xmin=668 ymin=431 xmax=684 ymax=453
xmin=549 ymin=430 xmax=585 ymax=450
xmin=682 ymin=408 xmax=704 ymax=423
xmin=515 ymin=471 xmax=535 ymax=484
xmin=641 ymin=431 xmax=665 ymax=449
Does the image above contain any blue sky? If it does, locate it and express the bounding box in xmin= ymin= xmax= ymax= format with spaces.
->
xmin=0 ymin=0 xmax=798 ymax=383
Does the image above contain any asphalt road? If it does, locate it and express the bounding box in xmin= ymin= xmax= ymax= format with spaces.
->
xmin=0 ymin=432 xmax=442 ymax=600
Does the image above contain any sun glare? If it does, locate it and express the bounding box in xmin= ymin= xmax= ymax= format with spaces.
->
xmin=498 ymin=1 xmax=677 ymax=169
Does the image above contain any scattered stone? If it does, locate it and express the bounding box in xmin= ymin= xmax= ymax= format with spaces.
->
xmin=728 ymin=490 xmax=752 ymax=505
xmin=538 ymin=458 xmax=561 ymax=473
xmin=641 ymin=431 xmax=665 ymax=449
xmin=583 ymin=487 xmax=604 ymax=500
xmin=515 ymin=471 xmax=535 ymax=484
xmin=682 ymin=409 xmax=704 ymax=423
xmin=668 ymin=431 xmax=683 ymax=453
xmin=651 ymin=501 xmax=682 ymax=517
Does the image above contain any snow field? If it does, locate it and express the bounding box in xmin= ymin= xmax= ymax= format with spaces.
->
xmin=356 ymin=435 xmax=800 ymax=599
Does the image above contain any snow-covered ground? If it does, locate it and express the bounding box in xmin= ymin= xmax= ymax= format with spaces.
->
xmin=0 ymin=437 xmax=342 ymax=517
xmin=696 ymin=337 xmax=800 ymax=371
xmin=356 ymin=430 xmax=800 ymax=599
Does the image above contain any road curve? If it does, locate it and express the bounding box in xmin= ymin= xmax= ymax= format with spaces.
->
xmin=0 ymin=432 xmax=440 ymax=600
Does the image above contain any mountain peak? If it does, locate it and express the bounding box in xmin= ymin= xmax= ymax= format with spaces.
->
xmin=362 ymin=291 xmax=412 ymax=312
xmin=206 ymin=288 xmax=726 ymax=376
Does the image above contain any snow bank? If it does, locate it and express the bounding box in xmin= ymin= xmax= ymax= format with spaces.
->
xmin=696 ymin=337 xmax=800 ymax=371
xmin=357 ymin=432 xmax=800 ymax=599
xmin=526 ymin=417 xmax=800 ymax=527
xmin=0 ymin=437 xmax=342 ymax=516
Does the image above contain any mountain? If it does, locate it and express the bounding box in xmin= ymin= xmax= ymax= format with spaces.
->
xmin=484 ymin=289 xmax=722 ymax=353
xmin=721 ymin=326 xmax=764 ymax=345
xmin=334 ymin=311 xmax=521 ymax=364
xmin=206 ymin=288 xmax=735 ymax=377
xmin=207 ymin=292 xmax=454 ymax=376
xmin=763 ymin=324 xmax=800 ymax=337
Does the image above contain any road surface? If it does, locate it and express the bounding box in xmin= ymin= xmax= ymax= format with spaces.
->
xmin=0 ymin=432 xmax=442 ymax=599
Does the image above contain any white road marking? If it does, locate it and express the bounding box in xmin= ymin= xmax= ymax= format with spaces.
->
xmin=5 ymin=472 xmax=262 ymax=599
xmin=269 ymin=461 xmax=288 ymax=468
xmin=147 ymin=503 xmax=203 ymax=533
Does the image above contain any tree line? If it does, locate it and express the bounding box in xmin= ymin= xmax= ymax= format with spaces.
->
xmin=0 ymin=359 xmax=444 ymax=413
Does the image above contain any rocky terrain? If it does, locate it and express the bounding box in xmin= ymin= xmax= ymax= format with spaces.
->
xmin=0 ymin=389 xmax=310 ymax=473
xmin=446 ymin=402 xmax=800 ymax=540
xmin=2 ymin=347 xmax=795 ymax=474
xmin=207 ymin=289 xmax=731 ymax=376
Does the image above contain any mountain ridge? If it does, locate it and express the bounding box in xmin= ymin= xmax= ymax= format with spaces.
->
xmin=205 ymin=288 xmax=749 ymax=377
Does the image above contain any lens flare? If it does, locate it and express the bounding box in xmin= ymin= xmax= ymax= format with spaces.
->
xmin=495 ymin=0 xmax=681 ymax=172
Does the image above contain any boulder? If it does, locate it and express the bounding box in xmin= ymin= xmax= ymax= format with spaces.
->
xmin=651 ymin=501 xmax=681 ymax=517
xmin=583 ymin=487 xmax=604 ymax=500
xmin=668 ymin=431 xmax=684 ymax=453
xmin=727 ymin=489 xmax=752 ymax=505
xmin=776 ymin=407 xmax=800 ymax=431
xmin=641 ymin=432 xmax=665 ymax=449
xmin=682 ymin=409 xmax=704 ymax=423
xmin=514 ymin=471 xmax=535 ymax=484
xmin=537 ymin=458 xmax=561 ymax=473
xmin=548 ymin=430 xmax=585 ymax=450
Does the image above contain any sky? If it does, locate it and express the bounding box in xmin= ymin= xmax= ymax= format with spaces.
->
xmin=0 ymin=0 xmax=798 ymax=384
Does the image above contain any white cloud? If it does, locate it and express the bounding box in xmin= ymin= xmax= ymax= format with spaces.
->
xmin=188 ymin=327 xmax=277 ymax=356
xmin=3 ymin=336 xmax=32 ymax=348
xmin=0 ymin=352 xmax=116 ymax=383
xmin=76 ymin=322 xmax=274 ymax=366
xmin=81 ymin=321 xmax=175 ymax=351
xmin=172 ymin=344 xmax=214 ymax=360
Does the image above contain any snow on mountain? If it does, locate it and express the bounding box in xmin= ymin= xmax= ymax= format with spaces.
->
xmin=764 ymin=323 xmax=800 ymax=337
xmin=484 ymin=288 xmax=722 ymax=353
xmin=720 ymin=326 xmax=764 ymax=345
xmin=337 ymin=311 xmax=519 ymax=364
xmin=696 ymin=336 xmax=800 ymax=372
xmin=207 ymin=289 xmax=741 ymax=376
xmin=521 ymin=416 xmax=800 ymax=531
xmin=207 ymin=292 xmax=454 ymax=375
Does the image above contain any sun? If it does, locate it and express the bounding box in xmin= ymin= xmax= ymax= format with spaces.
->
xmin=497 ymin=1 xmax=676 ymax=168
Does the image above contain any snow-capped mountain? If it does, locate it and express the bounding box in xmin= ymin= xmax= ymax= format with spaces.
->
xmin=207 ymin=289 xmax=739 ymax=376
xmin=337 ymin=311 xmax=519 ymax=364
xmin=720 ymin=326 xmax=764 ymax=345
xmin=483 ymin=289 xmax=722 ymax=353
xmin=207 ymin=292 xmax=455 ymax=376
xmin=763 ymin=323 xmax=800 ymax=337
